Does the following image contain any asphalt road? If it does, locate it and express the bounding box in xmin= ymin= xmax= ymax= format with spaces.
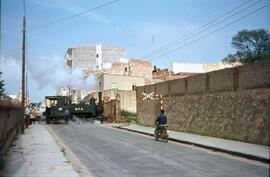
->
xmin=50 ymin=123 xmax=269 ymax=177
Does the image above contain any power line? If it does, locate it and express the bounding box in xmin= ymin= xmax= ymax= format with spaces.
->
xmin=141 ymin=0 xmax=224 ymax=49
xmin=143 ymin=0 xmax=262 ymax=59
xmin=143 ymin=0 xmax=256 ymax=58
xmin=26 ymin=0 xmax=120 ymax=31
xmin=154 ymin=0 xmax=212 ymax=37
xmin=147 ymin=0 xmax=225 ymax=47
xmin=149 ymin=2 xmax=270 ymax=61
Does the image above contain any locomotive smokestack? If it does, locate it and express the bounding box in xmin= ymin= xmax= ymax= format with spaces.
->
xmin=98 ymin=91 xmax=102 ymax=104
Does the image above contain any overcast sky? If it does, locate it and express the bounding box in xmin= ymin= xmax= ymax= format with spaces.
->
xmin=1 ymin=0 xmax=270 ymax=102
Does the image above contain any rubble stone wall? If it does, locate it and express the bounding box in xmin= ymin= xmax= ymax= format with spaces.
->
xmin=136 ymin=61 xmax=270 ymax=145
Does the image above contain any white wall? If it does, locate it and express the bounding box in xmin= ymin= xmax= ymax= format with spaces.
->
xmin=171 ymin=62 xmax=204 ymax=73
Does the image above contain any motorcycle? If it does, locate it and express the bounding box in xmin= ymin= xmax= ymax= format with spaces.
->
xmin=154 ymin=125 xmax=169 ymax=143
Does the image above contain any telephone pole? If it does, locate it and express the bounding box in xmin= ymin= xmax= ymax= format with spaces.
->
xmin=21 ymin=16 xmax=26 ymax=134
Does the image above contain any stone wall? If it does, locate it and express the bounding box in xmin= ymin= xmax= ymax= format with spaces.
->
xmin=136 ymin=61 xmax=270 ymax=145
xmin=103 ymin=99 xmax=124 ymax=123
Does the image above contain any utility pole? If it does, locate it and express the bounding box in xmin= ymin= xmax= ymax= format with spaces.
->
xmin=21 ymin=16 xmax=26 ymax=134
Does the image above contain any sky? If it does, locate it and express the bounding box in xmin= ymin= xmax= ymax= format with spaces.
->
xmin=1 ymin=0 xmax=270 ymax=102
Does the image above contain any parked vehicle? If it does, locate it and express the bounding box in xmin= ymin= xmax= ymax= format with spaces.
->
xmin=154 ymin=125 xmax=169 ymax=143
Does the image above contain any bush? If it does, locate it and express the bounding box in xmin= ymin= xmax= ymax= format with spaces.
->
xmin=121 ymin=111 xmax=137 ymax=123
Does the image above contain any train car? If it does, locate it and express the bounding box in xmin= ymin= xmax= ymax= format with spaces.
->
xmin=44 ymin=96 xmax=69 ymax=124
xmin=44 ymin=95 xmax=101 ymax=124
xmin=70 ymin=101 xmax=96 ymax=119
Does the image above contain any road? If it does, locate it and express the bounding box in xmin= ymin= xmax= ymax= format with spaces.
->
xmin=50 ymin=123 xmax=269 ymax=177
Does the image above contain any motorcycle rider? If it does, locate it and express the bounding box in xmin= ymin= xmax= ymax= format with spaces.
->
xmin=155 ymin=109 xmax=167 ymax=136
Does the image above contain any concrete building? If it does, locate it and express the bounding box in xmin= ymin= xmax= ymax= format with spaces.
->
xmin=57 ymin=87 xmax=91 ymax=104
xmin=171 ymin=62 xmax=242 ymax=74
xmin=84 ymin=89 xmax=137 ymax=113
xmin=203 ymin=62 xmax=242 ymax=72
xmin=152 ymin=61 xmax=242 ymax=83
xmin=98 ymin=74 xmax=145 ymax=91
xmin=103 ymin=59 xmax=152 ymax=85
xmin=65 ymin=44 xmax=126 ymax=71
xmin=171 ymin=63 xmax=204 ymax=73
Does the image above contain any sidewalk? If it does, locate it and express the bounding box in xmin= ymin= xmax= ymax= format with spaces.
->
xmin=0 ymin=124 xmax=80 ymax=177
xmin=116 ymin=124 xmax=269 ymax=163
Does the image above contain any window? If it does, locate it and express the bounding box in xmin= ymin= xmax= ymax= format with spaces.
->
xmin=132 ymin=84 xmax=136 ymax=90
xmin=112 ymin=82 xmax=118 ymax=89
xmin=125 ymin=67 xmax=127 ymax=72
xmin=96 ymin=54 xmax=99 ymax=58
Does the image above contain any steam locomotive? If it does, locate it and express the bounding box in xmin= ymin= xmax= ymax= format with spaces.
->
xmin=44 ymin=94 xmax=103 ymax=124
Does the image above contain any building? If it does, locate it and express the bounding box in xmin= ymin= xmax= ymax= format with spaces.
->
xmin=84 ymin=89 xmax=137 ymax=113
xmin=65 ymin=44 xmax=126 ymax=71
xmin=83 ymin=58 xmax=152 ymax=115
xmin=171 ymin=62 xmax=242 ymax=74
xmin=171 ymin=63 xmax=204 ymax=74
xmin=57 ymin=87 xmax=91 ymax=104
xmin=151 ymin=61 xmax=242 ymax=83
xmin=98 ymin=74 xmax=145 ymax=91
xmin=97 ymin=58 xmax=152 ymax=91
xmin=103 ymin=59 xmax=152 ymax=85
xmin=203 ymin=62 xmax=242 ymax=72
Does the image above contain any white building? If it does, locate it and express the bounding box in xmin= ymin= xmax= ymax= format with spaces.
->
xmin=65 ymin=44 xmax=126 ymax=71
xmin=171 ymin=63 xmax=204 ymax=73
xmin=171 ymin=62 xmax=242 ymax=74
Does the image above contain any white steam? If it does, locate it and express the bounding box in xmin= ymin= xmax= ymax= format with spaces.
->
xmin=1 ymin=54 xmax=97 ymax=101
xmin=29 ymin=55 xmax=97 ymax=91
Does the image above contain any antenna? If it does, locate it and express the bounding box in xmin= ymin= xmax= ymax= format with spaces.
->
xmin=152 ymin=34 xmax=155 ymax=49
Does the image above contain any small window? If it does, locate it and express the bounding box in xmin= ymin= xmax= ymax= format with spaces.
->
xmin=132 ymin=85 xmax=136 ymax=90
xmin=96 ymin=54 xmax=99 ymax=58
xmin=112 ymin=83 xmax=118 ymax=89
xmin=125 ymin=67 xmax=127 ymax=72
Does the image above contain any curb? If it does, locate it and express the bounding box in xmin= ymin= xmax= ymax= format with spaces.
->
xmin=116 ymin=126 xmax=269 ymax=164
xmin=45 ymin=125 xmax=92 ymax=177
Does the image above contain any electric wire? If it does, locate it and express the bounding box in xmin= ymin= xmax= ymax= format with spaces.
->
xmin=149 ymin=2 xmax=270 ymax=61
xmin=142 ymin=0 xmax=262 ymax=59
xmin=141 ymin=0 xmax=213 ymax=47
xmin=145 ymin=0 xmax=225 ymax=48
xmin=141 ymin=0 xmax=225 ymax=49
xmin=26 ymin=0 xmax=120 ymax=31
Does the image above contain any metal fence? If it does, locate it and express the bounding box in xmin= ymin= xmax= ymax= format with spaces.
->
xmin=0 ymin=99 xmax=23 ymax=158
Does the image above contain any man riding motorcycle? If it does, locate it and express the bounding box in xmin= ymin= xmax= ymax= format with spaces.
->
xmin=155 ymin=109 xmax=167 ymax=136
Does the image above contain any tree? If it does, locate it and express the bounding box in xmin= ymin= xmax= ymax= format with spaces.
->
xmin=0 ymin=72 xmax=6 ymax=97
xmin=223 ymin=29 xmax=270 ymax=63
xmin=222 ymin=54 xmax=240 ymax=63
